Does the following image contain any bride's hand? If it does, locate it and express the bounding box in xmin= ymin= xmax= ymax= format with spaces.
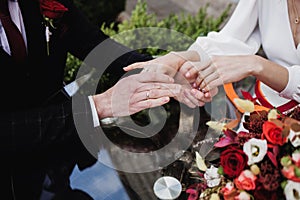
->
xmin=182 ymin=55 xmax=257 ymax=91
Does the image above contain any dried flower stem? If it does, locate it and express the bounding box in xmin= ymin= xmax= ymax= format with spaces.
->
xmin=43 ymin=17 xmax=55 ymax=56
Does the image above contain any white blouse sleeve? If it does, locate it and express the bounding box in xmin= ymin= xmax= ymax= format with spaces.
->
xmin=279 ymin=65 xmax=300 ymax=103
xmin=188 ymin=0 xmax=261 ymax=58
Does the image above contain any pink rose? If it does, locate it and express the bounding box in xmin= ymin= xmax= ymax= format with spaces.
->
xmin=234 ymin=191 xmax=251 ymax=200
xmin=234 ymin=170 xmax=257 ymax=190
xmin=186 ymin=188 xmax=199 ymax=200
xmin=282 ymin=166 xmax=300 ymax=182
xmin=221 ymin=182 xmax=238 ymax=200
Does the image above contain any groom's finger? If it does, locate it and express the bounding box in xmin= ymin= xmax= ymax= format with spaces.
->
xmin=136 ymin=83 xmax=181 ymax=95
xmin=135 ymin=72 xmax=174 ymax=83
xmin=132 ymin=88 xmax=178 ymax=103
xmin=134 ymin=97 xmax=170 ymax=111
xmin=123 ymin=61 xmax=147 ymax=71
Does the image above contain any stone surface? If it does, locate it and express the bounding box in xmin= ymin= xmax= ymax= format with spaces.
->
xmin=125 ymin=0 xmax=238 ymax=20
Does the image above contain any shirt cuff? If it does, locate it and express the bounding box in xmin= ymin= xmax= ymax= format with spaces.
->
xmin=188 ymin=41 xmax=211 ymax=62
xmin=88 ymin=96 xmax=100 ymax=127
xmin=279 ymin=65 xmax=300 ymax=103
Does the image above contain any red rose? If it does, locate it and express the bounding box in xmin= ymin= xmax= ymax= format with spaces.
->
xmin=220 ymin=146 xmax=248 ymax=179
xmin=39 ymin=0 xmax=68 ymax=19
xmin=262 ymin=121 xmax=287 ymax=146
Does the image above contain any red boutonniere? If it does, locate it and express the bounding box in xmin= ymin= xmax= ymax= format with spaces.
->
xmin=39 ymin=0 xmax=68 ymax=55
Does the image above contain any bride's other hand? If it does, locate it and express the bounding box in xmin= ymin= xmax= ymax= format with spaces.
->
xmin=172 ymin=72 xmax=218 ymax=108
xmin=185 ymin=87 xmax=219 ymax=107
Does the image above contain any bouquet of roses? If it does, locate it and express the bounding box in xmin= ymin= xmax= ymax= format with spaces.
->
xmin=185 ymin=99 xmax=300 ymax=200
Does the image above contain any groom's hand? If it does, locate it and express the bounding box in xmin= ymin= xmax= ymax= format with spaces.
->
xmin=123 ymin=51 xmax=200 ymax=78
xmin=92 ymin=72 xmax=181 ymax=119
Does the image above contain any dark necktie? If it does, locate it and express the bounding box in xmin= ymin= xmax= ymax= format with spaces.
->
xmin=0 ymin=0 xmax=27 ymax=63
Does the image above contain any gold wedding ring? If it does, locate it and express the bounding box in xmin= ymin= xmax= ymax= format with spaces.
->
xmin=146 ymin=91 xmax=150 ymax=99
xmin=198 ymin=87 xmax=206 ymax=93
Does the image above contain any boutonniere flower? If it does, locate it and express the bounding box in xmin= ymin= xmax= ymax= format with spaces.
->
xmin=39 ymin=0 xmax=68 ymax=55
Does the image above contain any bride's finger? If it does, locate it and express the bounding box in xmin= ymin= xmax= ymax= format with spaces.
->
xmin=178 ymin=61 xmax=196 ymax=77
xmin=205 ymin=87 xmax=218 ymax=98
xmin=180 ymin=95 xmax=198 ymax=108
xmin=198 ymin=72 xmax=218 ymax=89
xmin=194 ymin=66 xmax=216 ymax=87
xmin=184 ymin=89 xmax=205 ymax=107
xmin=203 ymin=79 xmax=223 ymax=93
xmin=184 ymin=61 xmax=210 ymax=78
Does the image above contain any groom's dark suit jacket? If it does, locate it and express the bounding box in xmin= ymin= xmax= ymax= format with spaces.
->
xmin=1 ymin=0 xmax=150 ymax=111
xmin=0 ymin=1 xmax=151 ymax=196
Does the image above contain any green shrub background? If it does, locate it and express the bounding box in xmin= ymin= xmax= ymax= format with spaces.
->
xmin=64 ymin=0 xmax=232 ymax=85
xmin=64 ymin=0 xmax=233 ymax=141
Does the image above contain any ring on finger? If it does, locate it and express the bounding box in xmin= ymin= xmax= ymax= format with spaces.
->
xmin=198 ymin=87 xmax=207 ymax=93
xmin=146 ymin=91 xmax=150 ymax=99
xmin=143 ymin=68 xmax=149 ymax=72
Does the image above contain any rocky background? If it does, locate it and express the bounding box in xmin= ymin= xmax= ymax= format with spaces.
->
xmin=123 ymin=0 xmax=238 ymax=21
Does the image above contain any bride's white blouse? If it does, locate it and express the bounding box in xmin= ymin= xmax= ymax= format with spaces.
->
xmin=189 ymin=0 xmax=300 ymax=106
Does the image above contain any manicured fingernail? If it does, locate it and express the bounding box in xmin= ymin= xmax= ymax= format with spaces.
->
xmin=185 ymin=72 xmax=190 ymax=77
xmin=163 ymin=97 xmax=170 ymax=102
xmin=193 ymin=82 xmax=197 ymax=88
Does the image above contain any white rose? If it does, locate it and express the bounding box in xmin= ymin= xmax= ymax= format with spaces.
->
xmin=284 ymin=180 xmax=300 ymax=200
xmin=288 ymin=128 xmax=300 ymax=147
xmin=204 ymin=165 xmax=221 ymax=187
xmin=243 ymin=138 xmax=267 ymax=165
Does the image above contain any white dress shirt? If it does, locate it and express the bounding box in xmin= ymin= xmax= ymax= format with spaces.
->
xmin=0 ymin=0 xmax=27 ymax=54
xmin=189 ymin=0 xmax=300 ymax=106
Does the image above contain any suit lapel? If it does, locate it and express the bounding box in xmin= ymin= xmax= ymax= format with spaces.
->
xmin=0 ymin=46 xmax=11 ymax=59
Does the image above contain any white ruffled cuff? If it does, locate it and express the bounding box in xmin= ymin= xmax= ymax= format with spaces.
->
xmin=279 ymin=65 xmax=300 ymax=103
